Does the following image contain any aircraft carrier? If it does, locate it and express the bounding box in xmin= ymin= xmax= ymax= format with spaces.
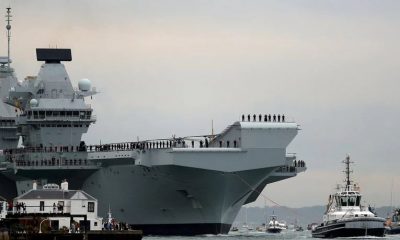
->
xmin=0 ymin=8 xmax=306 ymax=235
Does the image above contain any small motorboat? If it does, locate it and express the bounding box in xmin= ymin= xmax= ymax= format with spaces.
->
xmin=266 ymin=215 xmax=286 ymax=233
xmin=385 ymin=208 xmax=400 ymax=235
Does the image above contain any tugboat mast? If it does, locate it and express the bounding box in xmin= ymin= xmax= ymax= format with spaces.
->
xmin=5 ymin=7 xmax=12 ymax=69
xmin=343 ymin=154 xmax=353 ymax=190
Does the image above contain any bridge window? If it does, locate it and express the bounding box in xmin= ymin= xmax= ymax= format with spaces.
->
xmin=340 ymin=197 xmax=348 ymax=206
xmin=348 ymin=196 xmax=356 ymax=206
xmin=80 ymin=111 xmax=86 ymax=119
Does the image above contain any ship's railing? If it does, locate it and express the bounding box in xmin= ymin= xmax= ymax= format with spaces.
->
xmin=12 ymin=158 xmax=100 ymax=169
xmin=3 ymin=136 xmax=241 ymax=156
xmin=276 ymin=160 xmax=306 ymax=173
xmin=277 ymin=165 xmax=297 ymax=173
xmin=6 ymin=204 xmax=74 ymax=215
xmin=84 ymin=138 xmax=241 ymax=152
xmin=24 ymin=115 xmax=96 ymax=122
xmin=86 ymin=136 xmax=241 ymax=151
xmin=286 ymin=153 xmax=297 ymax=158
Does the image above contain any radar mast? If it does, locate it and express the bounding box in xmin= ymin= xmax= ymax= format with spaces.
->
xmin=5 ymin=7 xmax=12 ymax=69
xmin=343 ymin=154 xmax=353 ymax=190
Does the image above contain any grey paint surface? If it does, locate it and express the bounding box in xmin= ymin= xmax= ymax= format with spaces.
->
xmin=0 ymin=48 xmax=305 ymax=234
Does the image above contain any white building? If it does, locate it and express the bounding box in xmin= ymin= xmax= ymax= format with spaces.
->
xmin=13 ymin=180 xmax=102 ymax=231
xmin=0 ymin=196 xmax=6 ymax=220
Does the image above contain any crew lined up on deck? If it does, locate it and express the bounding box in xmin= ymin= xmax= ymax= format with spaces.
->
xmin=3 ymin=136 xmax=242 ymax=156
xmin=241 ymin=114 xmax=285 ymax=122
xmin=294 ymin=160 xmax=306 ymax=168
xmin=197 ymin=138 xmax=238 ymax=148
xmin=280 ymin=160 xmax=307 ymax=173
xmin=3 ymin=140 xmax=185 ymax=154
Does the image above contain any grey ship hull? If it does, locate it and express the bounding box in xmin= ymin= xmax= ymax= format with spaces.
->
xmin=2 ymin=164 xmax=290 ymax=235
xmin=1 ymin=121 xmax=305 ymax=235
xmin=0 ymin=174 xmax=16 ymax=199
xmin=83 ymin=165 xmax=278 ymax=235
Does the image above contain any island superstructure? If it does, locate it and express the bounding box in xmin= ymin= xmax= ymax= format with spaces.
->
xmin=0 ymin=8 xmax=306 ymax=235
xmin=0 ymin=8 xmax=19 ymax=200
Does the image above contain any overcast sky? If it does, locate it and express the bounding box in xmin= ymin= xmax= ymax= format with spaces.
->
xmin=1 ymin=0 xmax=399 ymax=208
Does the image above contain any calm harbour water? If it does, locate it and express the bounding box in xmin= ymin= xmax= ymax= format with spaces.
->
xmin=144 ymin=231 xmax=400 ymax=240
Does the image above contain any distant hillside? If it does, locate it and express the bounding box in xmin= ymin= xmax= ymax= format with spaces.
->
xmin=233 ymin=206 xmax=394 ymax=227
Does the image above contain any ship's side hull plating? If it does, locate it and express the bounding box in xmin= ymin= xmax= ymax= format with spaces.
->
xmin=2 ymin=163 xmax=282 ymax=235
xmin=0 ymin=174 xmax=16 ymax=199
xmin=82 ymin=165 xmax=277 ymax=235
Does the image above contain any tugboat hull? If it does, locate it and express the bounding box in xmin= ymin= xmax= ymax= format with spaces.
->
xmin=312 ymin=218 xmax=386 ymax=238
xmin=266 ymin=228 xmax=282 ymax=233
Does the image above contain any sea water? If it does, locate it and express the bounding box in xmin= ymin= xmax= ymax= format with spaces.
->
xmin=144 ymin=230 xmax=400 ymax=240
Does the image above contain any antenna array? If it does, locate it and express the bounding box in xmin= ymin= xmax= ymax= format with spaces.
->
xmin=5 ymin=7 xmax=12 ymax=68
xmin=343 ymin=154 xmax=354 ymax=189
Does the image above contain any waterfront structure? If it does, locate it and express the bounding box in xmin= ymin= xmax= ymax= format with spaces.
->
xmin=312 ymin=155 xmax=385 ymax=238
xmin=0 ymin=196 xmax=6 ymax=220
xmin=0 ymin=8 xmax=306 ymax=235
xmin=13 ymin=180 xmax=102 ymax=231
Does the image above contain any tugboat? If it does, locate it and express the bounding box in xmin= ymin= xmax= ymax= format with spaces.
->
xmin=385 ymin=208 xmax=400 ymax=235
xmin=266 ymin=215 xmax=286 ymax=233
xmin=312 ymin=155 xmax=386 ymax=238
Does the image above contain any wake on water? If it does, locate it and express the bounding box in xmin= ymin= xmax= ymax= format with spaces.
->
xmin=144 ymin=230 xmax=400 ymax=240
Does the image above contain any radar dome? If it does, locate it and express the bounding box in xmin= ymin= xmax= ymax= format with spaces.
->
xmin=30 ymin=99 xmax=38 ymax=108
xmin=78 ymin=78 xmax=91 ymax=92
